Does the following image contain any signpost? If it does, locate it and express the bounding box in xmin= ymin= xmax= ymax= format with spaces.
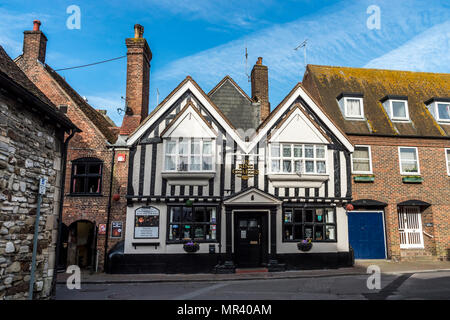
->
xmin=28 ymin=177 xmax=46 ymax=300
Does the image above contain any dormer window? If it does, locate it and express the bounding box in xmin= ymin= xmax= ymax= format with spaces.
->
xmin=381 ymin=96 xmax=409 ymax=121
xmin=425 ymin=98 xmax=450 ymax=123
xmin=337 ymin=93 xmax=364 ymax=119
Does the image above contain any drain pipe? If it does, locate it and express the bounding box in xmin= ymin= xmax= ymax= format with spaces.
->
xmin=51 ymin=128 xmax=77 ymax=298
xmin=103 ymin=146 xmax=116 ymax=272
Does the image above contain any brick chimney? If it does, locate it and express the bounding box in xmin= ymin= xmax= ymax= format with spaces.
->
xmin=22 ymin=20 xmax=47 ymax=64
xmin=251 ymin=57 xmax=270 ymax=123
xmin=120 ymin=24 xmax=152 ymax=135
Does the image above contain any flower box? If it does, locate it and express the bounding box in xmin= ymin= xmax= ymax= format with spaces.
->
xmin=353 ymin=175 xmax=375 ymax=183
xmin=402 ymin=176 xmax=423 ymax=184
xmin=297 ymin=240 xmax=313 ymax=252
xmin=183 ymin=242 xmax=200 ymax=253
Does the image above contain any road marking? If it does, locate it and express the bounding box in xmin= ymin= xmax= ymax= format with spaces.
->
xmin=173 ymin=282 xmax=229 ymax=300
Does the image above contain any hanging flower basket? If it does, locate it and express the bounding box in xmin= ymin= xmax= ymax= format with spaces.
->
xmin=297 ymin=239 xmax=313 ymax=252
xmin=183 ymin=241 xmax=200 ymax=253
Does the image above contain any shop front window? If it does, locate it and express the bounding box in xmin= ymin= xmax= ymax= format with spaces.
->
xmin=168 ymin=205 xmax=218 ymax=242
xmin=283 ymin=207 xmax=336 ymax=242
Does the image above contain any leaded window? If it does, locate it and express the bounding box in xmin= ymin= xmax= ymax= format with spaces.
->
xmin=283 ymin=207 xmax=336 ymax=242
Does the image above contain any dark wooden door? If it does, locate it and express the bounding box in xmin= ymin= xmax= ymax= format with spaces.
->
xmin=234 ymin=213 xmax=266 ymax=268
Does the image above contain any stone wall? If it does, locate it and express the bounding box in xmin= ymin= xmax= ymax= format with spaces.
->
xmin=0 ymin=91 xmax=63 ymax=300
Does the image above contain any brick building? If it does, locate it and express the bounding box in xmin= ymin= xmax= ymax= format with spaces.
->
xmin=303 ymin=65 xmax=450 ymax=261
xmin=15 ymin=21 xmax=144 ymax=271
xmin=0 ymin=46 xmax=78 ymax=299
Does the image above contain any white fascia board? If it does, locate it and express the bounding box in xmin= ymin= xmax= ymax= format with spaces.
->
xmin=269 ymin=107 xmax=329 ymax=144
xmin=162 ymin=104 xmax=217 ymax=138
xmin=127 ymin=80 xmax=247 ymax=150
xmin=248 ymin=86 xmax=354 ymax=153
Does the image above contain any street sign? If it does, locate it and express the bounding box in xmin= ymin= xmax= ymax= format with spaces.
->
xmin=39 ymin=178 xmax=47 ymax=195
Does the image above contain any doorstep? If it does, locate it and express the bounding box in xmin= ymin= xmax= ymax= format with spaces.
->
xmin=235 ymin=268 xmax=269 ymax=274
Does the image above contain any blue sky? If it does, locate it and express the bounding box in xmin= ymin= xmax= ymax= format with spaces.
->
xmin=1 ymin=0 xmax=449 ymax=126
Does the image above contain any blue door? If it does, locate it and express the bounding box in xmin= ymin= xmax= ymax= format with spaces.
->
xmin=348 ymin=211 xmax=386 ymax=259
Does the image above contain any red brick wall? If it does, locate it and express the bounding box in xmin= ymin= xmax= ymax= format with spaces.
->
xmin=16 ymin=59 xmax=129 ymax=271
xmin=350 ymin=135 xmax=450 ymax=260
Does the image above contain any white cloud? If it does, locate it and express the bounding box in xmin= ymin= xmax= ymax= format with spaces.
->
xmin=141 ymin=0 xmax=273 ymax=28
xmin=86 ymin=94 xmax=124 ymax=126
xmin=364 ymin=21 xmax=450 ymax=72
xmin=150 ymin=0 xmax=449 ymax=110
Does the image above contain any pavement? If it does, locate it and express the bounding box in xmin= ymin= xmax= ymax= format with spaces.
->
xmin=56 ymin=259 xmax=450 ymax=284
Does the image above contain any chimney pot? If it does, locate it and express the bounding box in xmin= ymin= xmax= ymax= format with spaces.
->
xmin=256 ymin=57 xmax=263 ymax=65
xmin=134 ymin=24 xmax=144 ymax=39
xmin=33 ymin=20 xmax=41 ymax=31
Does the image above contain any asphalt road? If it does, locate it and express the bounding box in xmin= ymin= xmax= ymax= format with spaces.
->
xmin=55 ymin=270 xmax=450 ymax=300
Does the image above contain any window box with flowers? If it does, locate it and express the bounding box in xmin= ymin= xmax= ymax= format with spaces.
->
xmin=297 ymin=239 xmax=313 ymax=252
xmin=183 ymin=241 xmax=200 ymax=253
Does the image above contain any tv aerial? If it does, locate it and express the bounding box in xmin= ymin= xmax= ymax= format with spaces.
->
xmin=117 ymin=96 xmax=132 ymax=116
xmin=294 ymin=39 xmax=308 ymax=67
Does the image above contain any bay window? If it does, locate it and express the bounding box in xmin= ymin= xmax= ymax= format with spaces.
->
xmin=270 ymin=143 xmax=327 ymax=174
xmin=398 ymin=147 xmax=420 ymax=175
xmin=283 ymin=207 xmax=336 ymax=242
xmin=164 ymin=138 xmax=214 ymax=172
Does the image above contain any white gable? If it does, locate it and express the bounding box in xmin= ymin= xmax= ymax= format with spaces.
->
xmin=127 ymin=78 xmax=245 ymax=149
xmin=269 ymin=107 xmax=329 ymax=144
xmin=224 ymin=188 xmax=282 ymax=205
xmin=162 ymin=104 xmax=216 ymax=138
xmin=249 ymin=85 xmax=354 ymax=153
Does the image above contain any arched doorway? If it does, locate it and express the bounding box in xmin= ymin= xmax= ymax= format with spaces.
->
xmin=67 ymin=220 xmax=96 ymax=270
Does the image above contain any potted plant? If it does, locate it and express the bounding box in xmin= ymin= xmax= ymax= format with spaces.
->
xmin=297 ymin=238 xmax=313 ymax=252
xmin=183 ymin=241 xmax=200 ymax=253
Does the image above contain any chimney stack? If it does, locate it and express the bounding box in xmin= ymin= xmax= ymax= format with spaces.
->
xmin=251 ymin=57 xmax=270 ymax=123
xmin=22 ymin=20 xmax=47 ymax=64
xmin=120 ymin=24 xmax=152 ymax=135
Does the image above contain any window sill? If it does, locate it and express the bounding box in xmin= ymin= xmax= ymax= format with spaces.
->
xmin=167 ymin=240 xmax=219 ymax=244
xmin=67 ymin=193 xmax=103 ymax=197
xmin=282 ymin=239 xmax=337 ymax=243
xmin=267 ymin=173 xmax=329 ymax=188
xmin=161 ymin=172 xmax=216 ymax=186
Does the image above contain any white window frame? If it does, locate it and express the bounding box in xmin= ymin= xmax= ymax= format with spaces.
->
xmin=398 ymin=146 xmax=420 ymax=175
xmin=163 ymin=138 xmax=215 ymax=173
xmin=430 ymin=102 xmax=450 ymax=123
xmin=268 ymin=143 xmax=327 ymax=175
xmin=446 ymin=148 xmax=450 ymax=176
xmin=385 ymin=99 xmax=409 ymax=121
xmin=344 ymin=97 xmax=364 ymax=119
xmin=351 ymin=145 xmax=373 ymax=174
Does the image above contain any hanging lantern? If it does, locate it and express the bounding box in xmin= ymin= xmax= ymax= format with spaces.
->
xmin=112 ymin=194 xmax=120 ymax=202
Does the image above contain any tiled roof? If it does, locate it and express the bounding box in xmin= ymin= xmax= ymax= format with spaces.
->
xmin=208 ymin=76 xmax=260 ymax=132
xmin=0 ymin=46 xmax=77 ymax=131
xmin=303 ymin=65 xmax=450 ymax=137
xmin=43 ymin=64 xmax=118 ymax=143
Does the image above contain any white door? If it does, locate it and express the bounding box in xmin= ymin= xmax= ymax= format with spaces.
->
xmin=398 ymin=206 xmax=424 ymax=249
